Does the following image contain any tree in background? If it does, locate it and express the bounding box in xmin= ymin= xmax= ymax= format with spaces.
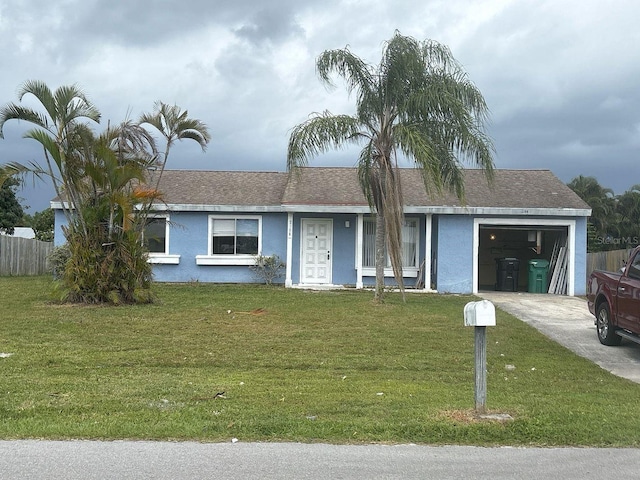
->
xmin=0 ymin=177 xmax=24 ymax=235
xmin=567 ymin=175 xmax=616 ymax=252
xmin=25 ymin=208 xmax=55 ymax=242
xmin=568 ymin=176 xmax=640 ymax=252
xmin=0 ymin=81 xmax=210 ymax=303
xmin=615 ymin=185 xmax=640 ymax=245
xmin=288 ymin=32 xmax=494 ymax=301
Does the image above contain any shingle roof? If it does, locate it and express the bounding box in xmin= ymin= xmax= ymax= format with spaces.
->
xmin=153 ymin=168 xmax=590 ymax=211
xmin=152 ymin=170 xmax=288 ymax=206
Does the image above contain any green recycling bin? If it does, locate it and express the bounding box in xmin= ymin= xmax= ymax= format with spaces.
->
xmin=528 ymin=259 xmax=550 ymax=293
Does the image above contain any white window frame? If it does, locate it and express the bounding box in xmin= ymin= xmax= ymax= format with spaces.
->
xmin=144 ymin=214 xmax=180 ymax=264
xmin=196 ymin=215 xmax=262 ymax=266
xmin=361 ymin=216 xmax=420 ymax=277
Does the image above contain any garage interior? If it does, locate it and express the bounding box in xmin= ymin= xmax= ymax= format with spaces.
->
xmin=478 ymin=225 xmax=569 ymax=294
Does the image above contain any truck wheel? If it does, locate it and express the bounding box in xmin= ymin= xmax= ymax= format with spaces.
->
xmin=596 ymin=303 xmax=621 ymax=346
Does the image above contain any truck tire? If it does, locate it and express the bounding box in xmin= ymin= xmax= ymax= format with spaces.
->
xmin=596 ymin=303 xmax=621 ymax=346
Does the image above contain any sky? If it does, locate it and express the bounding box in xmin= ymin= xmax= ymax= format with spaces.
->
xmin=1 ymin=0 xmax=639 ymax=212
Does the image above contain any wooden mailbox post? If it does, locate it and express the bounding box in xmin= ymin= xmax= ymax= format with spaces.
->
xmin=464 ymin=300 xmax=496 ymax=414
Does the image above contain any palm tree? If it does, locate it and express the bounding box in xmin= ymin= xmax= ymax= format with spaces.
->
xmin=567 ymin=175 xmax=616 ymax=251
xmin=81 ymin=122 xmax=159 ymax=240
xmin=288 ymin=32 xmax=494 ymax=301
xmin=616 ymin=185 xmax=640 ymax=245
xmin=1 ymin=81 xmax=211 ymax=303
xmin=139 ymin=101 xmax=211 ymax=187
xmin=0 ymin=80 xmax=101 ymax=233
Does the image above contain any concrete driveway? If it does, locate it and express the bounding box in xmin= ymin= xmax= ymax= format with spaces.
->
xmin=478 ymin=292 xmax=640 ymax=383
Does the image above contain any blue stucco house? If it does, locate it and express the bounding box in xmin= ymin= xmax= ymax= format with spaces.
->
xmin=52 ymin=167 xmax=591 ymax=295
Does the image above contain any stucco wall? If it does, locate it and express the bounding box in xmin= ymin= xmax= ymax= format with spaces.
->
xmin=435 ymin=215 xmax=474 ymax=293
xmin=434 ymin=214 xmax=590 ymax=296
xmin=154 ymin=211 xmax=288 ymax=283
xmin=52 ymin=207 xmax=588 ymax=293
xmin=53 ymin=209 xmax=288 ymax=283
xmin=53 ymin=209 xmax=66 ymax=247
xmin=574 ymin=216 xmax=588 ymax=296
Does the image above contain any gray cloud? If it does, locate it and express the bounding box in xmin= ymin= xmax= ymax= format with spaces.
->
xmin=2 ymin=0 xmax=640 ymax=212
xmin=233 ymin=6 xmax=304 ymax=44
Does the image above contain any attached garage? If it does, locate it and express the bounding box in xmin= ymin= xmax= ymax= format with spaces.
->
xmin=432 ymin=170 xmax=591 ymax=296
xmin=474 ymin=218 xmax=578 ymax=295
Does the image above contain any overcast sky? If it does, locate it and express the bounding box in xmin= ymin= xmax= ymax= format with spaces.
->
xmin=1 ymin=0 xmax=639 ymax=212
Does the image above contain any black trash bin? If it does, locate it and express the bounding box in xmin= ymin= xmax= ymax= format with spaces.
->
xmin=495 ymin=258 xmax=520 ymax=292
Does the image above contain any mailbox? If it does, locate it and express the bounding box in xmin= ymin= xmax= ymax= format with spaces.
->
xmin=464 ymin=300 xmax=496 ymax=327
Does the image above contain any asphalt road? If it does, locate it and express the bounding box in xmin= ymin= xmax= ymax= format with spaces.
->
xmin=2 ymin=440 xmax=640 ymax=480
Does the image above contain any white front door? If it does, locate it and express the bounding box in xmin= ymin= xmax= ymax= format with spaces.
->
xmin=301 ymin=219 xmax=332 ymax=284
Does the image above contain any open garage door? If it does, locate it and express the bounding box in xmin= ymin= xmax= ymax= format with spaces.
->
xmin=474 ymin=218 xmax=576 ymax=295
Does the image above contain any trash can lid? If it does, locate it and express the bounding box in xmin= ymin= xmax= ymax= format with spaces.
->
xmin=529 ymin=259 xmax=550 ymax=267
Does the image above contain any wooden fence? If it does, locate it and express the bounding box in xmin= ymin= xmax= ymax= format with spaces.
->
xmin=586 ymin=248 xmax=634 ymax=278
xmin=0 ymin=235 xmax=53 ymax=276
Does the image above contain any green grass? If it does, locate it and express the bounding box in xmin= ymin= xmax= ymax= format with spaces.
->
xmin=1 ymin=276 xmax=639 ymax=446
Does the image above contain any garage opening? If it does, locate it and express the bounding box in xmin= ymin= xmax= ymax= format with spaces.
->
xmin=478 ymin=225 xmax=569 ymax=294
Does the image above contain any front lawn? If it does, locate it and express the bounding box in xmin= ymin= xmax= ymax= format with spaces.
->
xmin=1 ymin=277 xmax=638 ymax=446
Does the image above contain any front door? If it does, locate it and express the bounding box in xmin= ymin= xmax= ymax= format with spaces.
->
xmin=301 ymin=219 xmax=332 ymax=284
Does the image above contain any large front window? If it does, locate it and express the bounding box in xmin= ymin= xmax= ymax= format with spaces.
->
xmin=211 ymin=217 xmax=260 ymax=256
xmin=362 ymin=217 xmax=418 ymax=268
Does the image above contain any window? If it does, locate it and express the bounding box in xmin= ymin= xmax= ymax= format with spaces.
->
xmin=143 ymin=215 xmax=180 ymax=264
xmin=628 ymin=253 xmax=640 ymax=281
xmin=362 ymin=217 xmax=419 ymax=269
xmin=143 ymin=217 xmax=168 ymax=254
xmin=197 ymin=215 xmax=262 ymax=265
xmin=212 ymin=218 xmax=259 ymax=255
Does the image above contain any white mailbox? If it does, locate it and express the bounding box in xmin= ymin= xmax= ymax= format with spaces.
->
xmin=464 ymin=300 xmax=496 ymax=327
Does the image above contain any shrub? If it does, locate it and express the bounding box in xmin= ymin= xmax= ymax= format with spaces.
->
xmin=59 ymin=224 xmax=154 ymax=304
xmin=47 ymin=244 xmax=71 ymax=278
xmin=250 ymin=254 xmax=285 ymax=285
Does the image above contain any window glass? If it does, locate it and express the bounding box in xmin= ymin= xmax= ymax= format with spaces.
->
xmin=628 ymin=254 xmax=640 ymax=280
xmin=144 ymin=218 xmax=167 ymax=254
xmin=402 ymin=220 xmax=417 ymax=267
xmin=363 ymin=219 xmax=376 ymax=267
xmin=362 ymin=217 xmax=418 ymax=268
xmin=236 ymin=219 xmax=259 ymax=254
xmin=212 ymin=219 xmax=236 ymax=254
xmin=211 ymin=217 xmax=259 ymax=255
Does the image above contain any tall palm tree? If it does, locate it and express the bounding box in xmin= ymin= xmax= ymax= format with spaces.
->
xmin=0 ymin=80 xmax=102 ymax=233
xmin=139 ymin=101 xmax=211 ymax=187
xmin=0 ymin=81 xmax=167 ymax=303
xmin=288 ymin=32 xmax=494 ymax=301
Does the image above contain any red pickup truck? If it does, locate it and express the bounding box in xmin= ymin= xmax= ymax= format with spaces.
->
xmin=587 ymin=245 xmax=640 ymax=346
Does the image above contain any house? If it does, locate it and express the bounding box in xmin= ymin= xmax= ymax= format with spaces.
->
xmin=1 ymin=227 xmax=35 ymax=239
xmin=52 ymin=167 xmax=591 ymax=295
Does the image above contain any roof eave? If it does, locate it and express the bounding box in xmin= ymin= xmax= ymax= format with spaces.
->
xmin=405 ymin=206 xmax=592 ymax=216
xmin=51 ymin=201 xmax=591 ymax=217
